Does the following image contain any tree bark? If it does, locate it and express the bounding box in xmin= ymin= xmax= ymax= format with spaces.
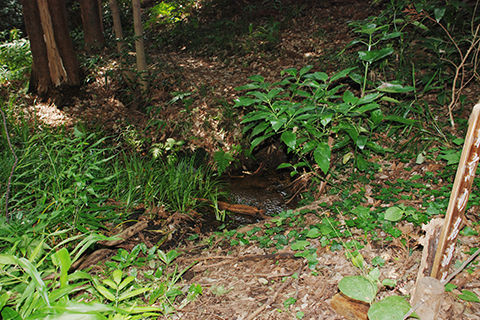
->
xmin=79 ymin=0 xmax=105 ymax=50
xmin=109 ymin=0 xmax=134 ymax=82
xmin=21 ymin=0 xmax=51 ymax=93
xmin=132 ymin=0 xmax=148 ymax=91
xmin=21 ymin=0 xmax=80 ymax=95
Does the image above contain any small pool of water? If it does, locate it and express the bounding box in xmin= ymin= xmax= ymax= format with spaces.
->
xmin=227 ymin=174 xmax=294 ymax=216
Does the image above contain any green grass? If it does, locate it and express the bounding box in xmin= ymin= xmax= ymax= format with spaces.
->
xmin=1 ymin=112 xmax=227 ymax=236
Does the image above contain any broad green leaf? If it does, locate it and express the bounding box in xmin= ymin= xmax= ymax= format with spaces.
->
xmin=112 ymin=269 xmax=123 ymax=286
xmin=320 ymin=113 xmax=333 ymax=127
xmin=28 ymin=239 xmax=45 ymax=264
xmin=251 ymin=91 xmax=270 ymax=102
xmin=370 ymin=109 xmax=383 ymax=126
xmin=250 ymin=133 xmax=274 ymax=151
xmin=380 ymin=31 xmax=402 ymax=40
xmin=314 ymin=143 xmax=331 ymax=175
xmin=356 ymin=154 xmax=368 ymax=171
xmin=102 ymin=278 xmax=117 ymax=290
xmin=306 ymin=228 xmax=321 ymax=238
xmin=357 ymin=93 xmax=382 ymax=105
xmin=241 ymin=111 xmax=272 ymax=123
xmin=281 ymin=68 xmax=298 ymax=77
xmin=458 ymin=290 xmax=480 ymax=302
xmin=368 ymin=267 xmax=380 ymax=283
xmin=376 ymin=82 xmax=415 ymax=93
xmin=356 ymin=136 xmax=367 ymax=150
xmin=49 ymin=283 xmax=89 ymax=302
xmin=385 ymin=207 xmax=404 ymax=221
xmin=444 ymin=283 xmax=457 ymax=292
xmin=17 ymin=257 xmax=50 ymax=307
xmin=343 ymin=90 xmax=358 ymax=105
xmin=0 ymin=254 xmax=17 ymax=265
xmin=299 ymin=65 xmax=314 ymax=76
xmin=1 ymin=307 xmax=21 ymax=320
xmin=380 ymin=96 xmax=401 ymax=103
xmin=118 ymin=288 xmax=151 ymax=302
xmin=118 ymin=276 xmax=135 ymax=291
xmin=271 ymin=118 xmax=286 ymax=132
xmin=291 ymin=240 xmax=311 ymax=251
xmin=281 ymin=131 xmax=297 ymax=149
xmin=411 ymin=20 xmax=429 ymax=31
xmin=352 ymin=254 xmax=364 ymax=269
xmin=382 ymin=279 xmax=397 ymax=287
xmin=95 ymin=284 xmax=115 ymax=301
xmin=368 ymin=296 xmax=411 ymax=320
xmin=277 ymin=163 xmax=293 ymax=169
xmin=330 ymin=67 xmax=356 ymax=82
xmin=234 ymin=97 xmax=260 ymax=107
xmin=0 ymin=293 xmax=10 ymax=310
xmin=248 ymin=74 xmax=265 ymax=82
xmin=349 ymin=72 xmax=364 ymax=85
xmin=357 ymin=23 xmax=379 ymax=35
xmin=434 ymin=7 xmax=446 ymax=23
xmin=235 ymin=83 xmax=260 ymax=90
xmin=302 ymin=140 xmax=317 ymax=153
xmin=338 ymin=276 xmax=377 ymax=303
xmin=53 ymin=248 xmax=72 ymax=288
xmin=358 ymin=48 xmax=394 ymax=63
xmin=310 ymin=71 xmax=328 ymax=82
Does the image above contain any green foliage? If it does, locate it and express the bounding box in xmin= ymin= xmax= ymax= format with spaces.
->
xmin=147 ymin=0 xmax=195 ymax=28
xmin=0 ymin=233 xmax=120 ymax=319
xmin=0 ymin=29 xmax=32 ymax=83
xmin=235 ymin=66 xmax=391 ymax=175
xmin=0 ymin=228 xmax=200 ymax=319
xmin=1 ymin=126 xmax=118 ymax=232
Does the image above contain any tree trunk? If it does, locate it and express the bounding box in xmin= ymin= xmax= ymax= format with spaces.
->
xmin=132 ymin=0 xmax=148 ymax=91
xmin=21 ymin=0 xmax=80 ymax=95
xmin=109 ymin=0 xmax=134 ymax=82
xmin=79 ymin=0 xmax=105 ymax=50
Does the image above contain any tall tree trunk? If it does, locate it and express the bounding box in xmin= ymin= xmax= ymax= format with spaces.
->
xmin=79 ymin=0 xmax=105 ymax=50
xmin=132 ymin=0 xmax=148 ymax=91
xmin=21 ymin=0 xmax=80 ymax=95
xmin=109 ymin=0 xmax=134 ymax=82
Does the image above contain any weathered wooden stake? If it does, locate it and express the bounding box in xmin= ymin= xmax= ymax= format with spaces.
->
xmin=411 ymin=104 xmax=480 ymax=319
xmin=430 ymin=104 xmax=480 ymax=280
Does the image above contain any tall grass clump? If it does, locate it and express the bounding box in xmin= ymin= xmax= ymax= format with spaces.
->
xmin=0 ymin=124 xmax=119 ymax=234
xmin=1 ymin=110 xmax=228 ymax=237
xmin=112 ymin=153 xmax=227 ymax=215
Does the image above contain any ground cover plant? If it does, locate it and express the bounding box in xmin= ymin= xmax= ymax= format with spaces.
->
xmin=1 ymin=0 xmax=480 ymax=319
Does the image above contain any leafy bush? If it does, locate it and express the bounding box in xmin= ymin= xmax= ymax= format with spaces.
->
xmin=0 ymin=29 xmax=32 ymax=83
xmin=235 ymin=66 xmax=390 ymax=175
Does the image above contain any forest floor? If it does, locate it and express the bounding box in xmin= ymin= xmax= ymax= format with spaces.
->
xmin=18 ymin=0 xmax=480 ymax=319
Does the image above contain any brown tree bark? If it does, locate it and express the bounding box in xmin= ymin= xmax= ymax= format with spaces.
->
xmin=132 ymin=0 xmax=148 ymax=91
xmin=79 ymin=0 xmax=105 ymax=50
xmin=21 ymin=0 xmax=80 ymax=95
xmin=109 ymin=0 xmax=134 ymax=82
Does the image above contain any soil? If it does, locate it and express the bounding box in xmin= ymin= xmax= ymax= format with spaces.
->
xmin=12 ymin=0 xmax=480 ymax=319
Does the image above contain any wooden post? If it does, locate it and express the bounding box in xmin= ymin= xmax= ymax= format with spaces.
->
xmin=430 ymin=104 xmax=480 ymax=280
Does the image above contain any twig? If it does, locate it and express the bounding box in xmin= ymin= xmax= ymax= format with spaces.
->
xmin=0 ymin=104 xmax=17 ymax=223
xmin=246 ymin=260 xmax=304 ymax=320
xmin=442 ymin=247 xmax=480 ymax=285
xmin=246 ymin=274 xmax=293 ymax=320
xmin=403 ymin=301 xmax=424 ymax=320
